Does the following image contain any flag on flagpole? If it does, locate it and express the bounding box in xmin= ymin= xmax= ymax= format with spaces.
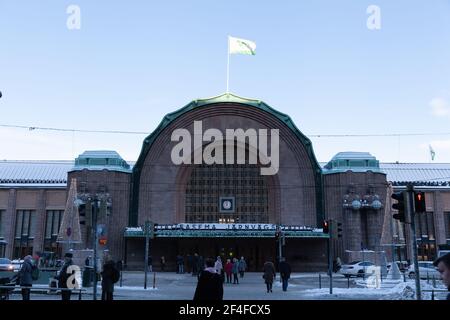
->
xmin=229 ymin=36 xmax=256 ymax=55
xmin=429 ymin=145 xmax=435 ymax=161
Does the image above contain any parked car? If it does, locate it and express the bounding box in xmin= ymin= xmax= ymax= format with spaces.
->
xmin=407 ymin=261 xmax=440 ymax=279
xmin=0 ymin=258 xmax=14 ymax=272
xmin=11 ymin=259 xmax=24 ymax=272
xmin=339 ymin=261 xmax=375 ymax=277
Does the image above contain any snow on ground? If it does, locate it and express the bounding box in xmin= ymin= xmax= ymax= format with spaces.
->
xmin=301 ymin=280 xmax=445 ymax=300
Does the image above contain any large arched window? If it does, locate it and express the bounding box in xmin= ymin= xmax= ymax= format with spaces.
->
xmin=185 ymin=162 xmax=269 ymax=223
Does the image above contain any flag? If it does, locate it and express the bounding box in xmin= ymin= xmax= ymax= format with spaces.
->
xmin=229 ymin=36 xmax=256 ymax=55
xmin=429 ymin=145 xmax=435 ymax=161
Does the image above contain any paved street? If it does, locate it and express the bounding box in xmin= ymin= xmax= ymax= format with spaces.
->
xmin=8 ymin=271 xmax=445 ymax=300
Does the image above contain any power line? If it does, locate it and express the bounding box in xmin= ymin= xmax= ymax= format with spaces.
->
xmin=1 ymin=123 xmax=450 ymax=138
xmin=0 ymin=124 xmax=149 ymax=135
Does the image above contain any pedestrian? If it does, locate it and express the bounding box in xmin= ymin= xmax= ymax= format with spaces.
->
xmin=18 ymin=255 xmax=33 ymax=300
xmin=160 ymin=256 xmax=166 ymax=272
xmin=238 ymin=256 xmax=247 ymax=278
xmin=193 ymin=257 xmax=223 ymax=301
xmin=197 ymin=256 xmax=205 ymax=279
xmin=433 ymin=253 xmax=450 ymax=300
xmin=148 ymin=255 xmax=153 ymax=272
xmin=278 ymin=257 xmax=291 ymax=292
xmin=176 ymin=254 xmax=184 ymax=274
xmin=214 ymin=256 xmax=224 ymax=283
xmin=101 ymin=259 xmax=119 ymax=300
xmin=336 ymin=257 xmax=342 ymax=272
xmin=85 ymin=256 xmax=91 ymax=267
xmin=192 ymin=253 xmax=199 ymax=276
xmin=56 ymin=252 xmax=74 ymax=300
xmin=263 ymin=258 xmax=276 ymax=293
xmin=224 ymin=259 xmax=233 ymax=283
xmin=232 ymin=258 xmax=239 ymax=284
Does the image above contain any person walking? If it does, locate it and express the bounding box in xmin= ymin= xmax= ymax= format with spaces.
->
xmin=232 ymin=258 xmax=239 ymax=284
xmin=224 ymin=259 xmax=233 ymax=284
xmin=214 ymin=256 xmax=224 ymax=283
xmin=278 ymin=257 xmax=291 ymax=292
xmin=193 ymin=257 xmax=223 ymax=301
xmin=57 ymin=252 xmax=74 ymax=300
xmin=238 ymin=257 xmax=247 ymax=278
xmin=160 ymin=256 xmax=166 ymax=272
xmin=176 ymin=254 xmax=184 ymax=274
xmin=18 ymin=255 xmax=33 ymax=300
xmin=263 ymin=259 xmax=276 ymax=293
xmin=101 ymin=259 xmax=119 ymax=300
xmin=148 ymin=255 xmax=153 ymax=272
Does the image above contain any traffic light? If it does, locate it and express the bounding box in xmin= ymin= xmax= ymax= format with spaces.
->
xmin=414 ymin=191 xmax=426 ymax=213
xmin=391 ymin=191 xmax=405 ymax=222
xmin=337 ymin=222 xmax=343 ymax=238
xmin=322 ymin=220 xmax=329 ymax=234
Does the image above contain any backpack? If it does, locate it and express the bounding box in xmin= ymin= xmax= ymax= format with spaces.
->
xmin=31 ymin=264 xmax=40 ymax=281
xmin=111 ymin=267 xmax=120 ymax=283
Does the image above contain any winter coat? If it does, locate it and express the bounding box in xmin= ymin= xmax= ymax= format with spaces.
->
xmin=101 ymin=261 xmax=117 ymax=293
xmin=57 ymin=260 xmax=73 ymax=288
xmin=232 ymin=262 xmax=239 ymax=274
xmin=263 ymin=261 xmax=276 ymax=284
xmin=224 ymin=262 xmax=233 ymax=275
xmin=279 ymin=261 xmax=291 ymax=280
xmin=18 ymin=259 xmax=33 ymax=286
xmin=193 ymin=269 xmax=223 ymax=301
xmin=238 ymin=260 xmax=247 ymax=272
xmin=214 ymin=260 xmax=223 ymax=273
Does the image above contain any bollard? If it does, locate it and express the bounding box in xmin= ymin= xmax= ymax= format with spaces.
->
xmin=319 ymin=274 xmax=321 ymax=289
xmin=153 ymin=272 xmax=156 ymax=289
xmin=431 ymin=289 xmax=434 ymax=301
xmin=347 ymin=276 xmax=350 ymax=289
xmin=120 ymin=270 xmax=123 ymax=287
xmin=78 ymin=289 xmax=82 ymax=300
xmin=403 ymin=272 xmax=406 ymax=282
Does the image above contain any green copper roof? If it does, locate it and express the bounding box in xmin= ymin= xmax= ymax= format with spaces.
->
xmin=72 ymin=150 xmax=131 ymax=173
xmin=130 ymin=92 xmax=324 ymax=226
xmin=323 ymin=152 xmax=382 ymax=174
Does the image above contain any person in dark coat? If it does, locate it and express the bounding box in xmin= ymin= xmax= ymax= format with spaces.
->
xmin=18 ymin=255 xmax=33 ymax=300
xmin=160 ymin=256 xmax=166 ymax=272
xmin=57 ymin=252 xmax=73 ymax=300
xmin=278 ymin=258 xmax=291 ymax=291
xmin=101 ymin=260 xmax=118 ymax=300
xmin=263 ymin=259 xmax=276 ymax=293
xmin=433 ymin=253 xmax=450 ymax=300
xmin=193 ymin=257 xmax=223 ymax=301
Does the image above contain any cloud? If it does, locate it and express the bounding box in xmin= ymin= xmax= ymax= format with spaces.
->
xmin=430 ymin=98 xmax=450 ymax=117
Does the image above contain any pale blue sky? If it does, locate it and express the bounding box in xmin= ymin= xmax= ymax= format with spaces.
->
xmin=1 ymin=0 xmax=450 ymax=163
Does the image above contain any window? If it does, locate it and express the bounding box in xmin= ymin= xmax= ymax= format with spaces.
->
xmin=13 ymin=210 xmax=36 ymax=259
xmin=0 ymin=210 xmax=4 ymax=238
xmin=15 ymin=210 xmax=35 ymax=238
xmin=45 ymin=210 xmax=63 ymax=239
xmin=415 ymin=211 xmax=437 ymax=261
xmin=445 ymin=212 xmax=450 ymax=242
xmin=185 ymin=161 xmax=269 ymax=223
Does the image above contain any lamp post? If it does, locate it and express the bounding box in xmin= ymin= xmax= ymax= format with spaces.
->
xmin=89 ymin=197 xmax=100 ymax=300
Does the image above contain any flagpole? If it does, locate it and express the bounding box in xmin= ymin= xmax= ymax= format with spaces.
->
xmin=226 ymin=36 xmax=230 ymax=93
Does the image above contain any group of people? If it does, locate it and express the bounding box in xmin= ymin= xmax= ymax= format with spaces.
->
xmin=194 ymin=257 xmax=291 ymax=300
xmin=15 ymin=252 xmax=121 ymax=301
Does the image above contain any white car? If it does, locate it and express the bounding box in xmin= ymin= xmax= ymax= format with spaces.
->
xmin=339 ymin=261 xmax=375 ymax=278
xmin=0 ymin=258 xmax=14 ymax=272
xmin=407 ymin=261 xmax=440 ymax=279
xmin=11 ymin=259 xmax=24 ymax=272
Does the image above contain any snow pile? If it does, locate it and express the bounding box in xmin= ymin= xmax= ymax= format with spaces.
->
xmin=301 ymin=281 xmax=440 ymax=300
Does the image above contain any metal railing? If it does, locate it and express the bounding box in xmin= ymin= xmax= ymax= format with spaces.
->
xmin=0 ymin=285 xmax=86 ymax=300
